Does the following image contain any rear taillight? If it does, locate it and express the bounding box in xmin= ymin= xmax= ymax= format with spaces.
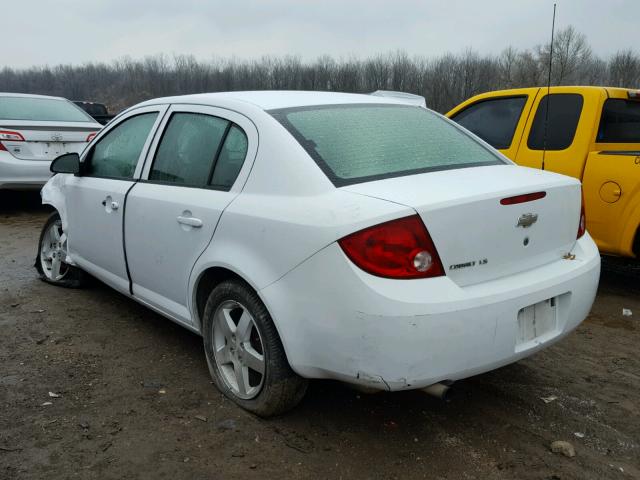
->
xmin=0 ymin=130 xmax=24 ymax=152
xmin=0 ymin=130 xmax=25 ymax=141
xmin=577 ymin=189 xmax=586 ymax=239
xmin=86 ymin=132 xmax=97 ymax=142
xmin=338 ymin=215 xmax=444 ymax=279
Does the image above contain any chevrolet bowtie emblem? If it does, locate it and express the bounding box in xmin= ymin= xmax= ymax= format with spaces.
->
xmin=517 ymin=213 xmax=538 ymax=228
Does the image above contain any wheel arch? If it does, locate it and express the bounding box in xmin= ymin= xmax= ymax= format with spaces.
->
xmin=191 ymin=265 xmax=295 ymax=367
xmin=40 ymin=175 xmax=69 ymax=231
xmin=193 ymin=266 xmax=245 ymax=331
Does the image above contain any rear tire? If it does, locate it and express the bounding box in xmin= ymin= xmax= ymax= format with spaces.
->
xmin=202 ymin=279 xmax=308 ymax=417
xmin=35 ymin=211 xmax=87 ymax=288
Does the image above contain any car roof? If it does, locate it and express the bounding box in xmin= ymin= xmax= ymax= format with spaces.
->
xmin=137 ymin=90 xmax=413 ymax=111
xmin=0 ymin=92 xmax=67 ymax=101
xmin=459 ymin=85 xmax=640 ymax=100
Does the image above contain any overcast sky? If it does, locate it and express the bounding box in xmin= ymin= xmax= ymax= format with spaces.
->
xmin=6 ymin=0 xmax=639 ymax=68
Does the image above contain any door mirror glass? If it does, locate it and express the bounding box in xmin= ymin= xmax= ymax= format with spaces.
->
xmin=50 ymin=152 xmax=80 ymax=174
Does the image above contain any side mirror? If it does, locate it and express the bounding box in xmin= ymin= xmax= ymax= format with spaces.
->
xmin=50 ymin=153 xmax=80 ymax=175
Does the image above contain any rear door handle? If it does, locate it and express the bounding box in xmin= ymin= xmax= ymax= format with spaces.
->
xmin=177 ymin=216 xmax=203 ymax=228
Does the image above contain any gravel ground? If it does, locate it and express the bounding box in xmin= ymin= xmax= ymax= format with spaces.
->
xmin=1 ymin=191 xmax=639 ymax=480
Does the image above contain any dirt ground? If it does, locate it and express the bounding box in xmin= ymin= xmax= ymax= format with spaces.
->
xmin=1 ymin=191 xmax=639 ymax=480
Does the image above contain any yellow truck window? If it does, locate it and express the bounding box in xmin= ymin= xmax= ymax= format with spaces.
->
xmin=597 ymin=99 xmax=640 ymax=143
xmin=527 ymin=94 xmax=583 ymax=150
xmin=450 ymin=96 xmax=526 ymax=149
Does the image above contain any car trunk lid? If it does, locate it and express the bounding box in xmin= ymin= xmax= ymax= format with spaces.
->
xmin=342 ymin=165 xmax=582 ymax=286
xmin=0 ymin=120 xmax=100 ymax=161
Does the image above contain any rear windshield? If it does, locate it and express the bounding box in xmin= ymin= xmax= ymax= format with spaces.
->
xmin=270 ymin=104 xmax=504 ymax=186
xmin=597 ymin=99 xmax=640 ymax=143
xmin=0 ymin=96 xmax=95 ymax=122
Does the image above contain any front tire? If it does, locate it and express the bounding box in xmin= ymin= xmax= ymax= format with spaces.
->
xmin=35 ymin=211 xmax=87 ymax=288
xmin=202 ymin=279 xmax=308 ymax=417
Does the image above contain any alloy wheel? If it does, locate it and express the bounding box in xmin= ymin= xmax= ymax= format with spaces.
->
xmin=40 ymin=219 xmax=69 ymax=281
xmin=212 ymin=300 xmax=266 ymax=399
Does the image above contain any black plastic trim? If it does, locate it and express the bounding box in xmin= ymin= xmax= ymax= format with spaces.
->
xmin=598 ymin=150 xmax=640 ymax=156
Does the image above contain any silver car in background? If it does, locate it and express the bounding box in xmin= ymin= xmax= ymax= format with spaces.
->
xmin=0 ymin=93 xmax=102 ymax=190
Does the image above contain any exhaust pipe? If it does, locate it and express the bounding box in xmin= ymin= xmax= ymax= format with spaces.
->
xmin=421 ymin=382 xmax=451 ymax=401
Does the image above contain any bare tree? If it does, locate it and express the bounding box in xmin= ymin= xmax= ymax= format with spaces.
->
xmin=537 ymin=26 xmax=593 ymax=85
xmin=0 ymin=25 xmax=637 ymax=114
xmin=609 ymin=49 xmax=640 ymax=87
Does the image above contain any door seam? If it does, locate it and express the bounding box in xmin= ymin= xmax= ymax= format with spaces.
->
xmin=122 ymin=182 xmax=137 ymax=295
xmin=122 ymin=106 xmax=171 ymax=296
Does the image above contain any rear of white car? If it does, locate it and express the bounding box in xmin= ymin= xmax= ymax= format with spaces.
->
xmin=258 ymin=101 xmax=600 ymax=391
xmin=0 ymin=93 xmax=101 ymax=189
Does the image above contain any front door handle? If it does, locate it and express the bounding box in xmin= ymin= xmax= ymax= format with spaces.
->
xmin=177 ymin=215 xmax=203 ymax=228
xmin=101 ymin=196 xmax=119 ymax=212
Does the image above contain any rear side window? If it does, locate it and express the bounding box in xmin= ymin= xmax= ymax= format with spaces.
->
xmin=0 ymin=96 xmax=94 ymax=122
xmin=527 ymin=94 xmax=583 ymax=150
xmin=597 ymin=99 xmax=640 ymax=143
xmin=210 ymin=125 xmax=249 ymax=189
xmin=270 ymin=104 xmax=504 ymax=186
xmin=85 ymin=112 xmax=158 ymax=179
xmin=150 ymin=113 xmax=229 ymax=187
xmin=451 ymin=96 xmax=526 ymax=149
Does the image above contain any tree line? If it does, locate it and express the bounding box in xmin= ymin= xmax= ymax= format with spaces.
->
xmin=1 ymin=26 xmax=638 ymax=114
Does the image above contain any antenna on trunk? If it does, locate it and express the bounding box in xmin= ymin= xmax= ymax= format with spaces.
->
xmin=541 ymin=3 xmax=557 ymax=171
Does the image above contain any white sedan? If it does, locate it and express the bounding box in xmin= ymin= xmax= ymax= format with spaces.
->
xmin=0 ymin=93 xmax=101 ymax=189
xmin=37 ymin=91 xmax=600 ymax=416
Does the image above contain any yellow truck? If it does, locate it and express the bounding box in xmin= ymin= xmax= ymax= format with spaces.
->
xmin=447 ymin=86 xmax=640 ymax=258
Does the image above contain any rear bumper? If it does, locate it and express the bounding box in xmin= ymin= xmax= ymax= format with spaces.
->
xmin=0 ymin=151 xmax=52 ymax=189
xmin=260 ymin=234 xmax=600 ymax=390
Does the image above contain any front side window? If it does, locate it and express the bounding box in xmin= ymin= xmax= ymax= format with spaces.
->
xmin=84 ymin=112 xmax=158 ymax=179
xmin=451 ymin=96 xmax=526 ymax=149
xmin=150 ymin=113 xmax=229 ymax=187
xmin=270 ymin=104 xmax=504 ymax=186
xmin=597 ymin=99 xmax=640 ymax=143
xmin=527 ymin=94 xmax=583 ymax=150
xmin=0 ymin=96 xmax=94 ymax=122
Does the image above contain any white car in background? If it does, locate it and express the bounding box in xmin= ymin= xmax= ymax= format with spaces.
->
xmin=0 ymin=93 xmax=101 ymax=189
xmin=37 ymin=91 xmax=600 ymax=416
